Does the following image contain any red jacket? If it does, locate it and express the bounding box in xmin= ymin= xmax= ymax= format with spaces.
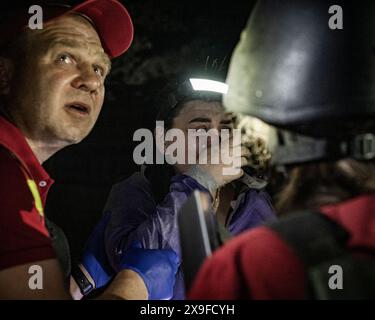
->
xmin=189 ymin=194 xmax=375 ymax=299
xmin=0 ymin=116 xmax=55 ymax=271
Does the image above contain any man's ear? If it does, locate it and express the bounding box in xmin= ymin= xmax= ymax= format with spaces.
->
xmin=0 ymin=57 xmax=13 ymax=95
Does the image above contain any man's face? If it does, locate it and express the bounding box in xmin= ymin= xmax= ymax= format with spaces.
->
xmin=9 ymin=14 xmax=111 ymax=146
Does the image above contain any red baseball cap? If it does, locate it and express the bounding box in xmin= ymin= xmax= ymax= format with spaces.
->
xmin=0 ymin=0 xmax=134 ymax=59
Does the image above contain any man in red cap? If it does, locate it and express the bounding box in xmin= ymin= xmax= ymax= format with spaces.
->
xmin=0 ymin=1 xmax=178 ymax=299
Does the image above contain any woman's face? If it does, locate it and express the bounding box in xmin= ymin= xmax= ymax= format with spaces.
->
xmin=168 ymin=99 xmax=234 ymax=172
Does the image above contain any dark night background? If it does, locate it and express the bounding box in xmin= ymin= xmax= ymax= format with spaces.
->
xmin=2 ymin=0 xmax=257 ymax=262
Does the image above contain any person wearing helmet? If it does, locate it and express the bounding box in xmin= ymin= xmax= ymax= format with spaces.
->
xmin=0 ymin=1 xmax=178 ymax=300
xmin=189 ymin=0 xmax=375 ymax=299
xmin=78 ymin=74 xmax=277 ymax=299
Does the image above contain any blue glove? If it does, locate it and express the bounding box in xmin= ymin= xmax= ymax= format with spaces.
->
xmin=81 ymin=212 xmax=114 ymax=290
xmin=117 ymin=242 xmax=180 ymax=300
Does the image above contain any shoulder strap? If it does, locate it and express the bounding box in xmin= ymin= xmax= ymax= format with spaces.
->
xmin=45 ymin=218 xmax=71 ymax=281
xmin=267 ymin=211 xmax=349 ymax=267
xmin=267 ymin=211 xmax=375 ymax=299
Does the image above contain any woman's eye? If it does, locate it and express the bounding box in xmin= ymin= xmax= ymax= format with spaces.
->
xmin=220 ymin=126 xmax=233 ymax=131
xmin=196 ymin=128 xmax=207 ymax=134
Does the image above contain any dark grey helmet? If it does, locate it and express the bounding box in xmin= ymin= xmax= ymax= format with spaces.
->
xmin=224 ymin=0 xmax=375 ymax=164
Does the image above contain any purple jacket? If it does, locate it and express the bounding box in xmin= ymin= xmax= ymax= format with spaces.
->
xmin=104 ymin=171 xmax=276 ymax=299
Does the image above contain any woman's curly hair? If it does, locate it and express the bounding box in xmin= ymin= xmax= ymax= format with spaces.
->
xmin=233 ymin=113 xmax=272 ymax=173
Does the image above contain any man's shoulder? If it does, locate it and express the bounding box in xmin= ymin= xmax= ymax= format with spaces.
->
xmin=0 ymin=146 xmax=34 ymax=211
xmin=0 ymin=145 xmax=55 ymax=272
xmin=0 ymin=145 xmax=37 ymax=220
xmin=0 ymin=146 xmax=27 ymax=186
xmin=0 ymin=145 xmax=16 ymax=164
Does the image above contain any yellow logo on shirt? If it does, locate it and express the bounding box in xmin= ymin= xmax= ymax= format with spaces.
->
xmin=26 ymin=179 xmax=44 ymax=217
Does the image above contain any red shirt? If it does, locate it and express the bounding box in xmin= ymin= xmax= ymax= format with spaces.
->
xmin=189 ymin=194 xmax=375 ymax=299
xmin=0 ymin=116 xmax=56 ymax=271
